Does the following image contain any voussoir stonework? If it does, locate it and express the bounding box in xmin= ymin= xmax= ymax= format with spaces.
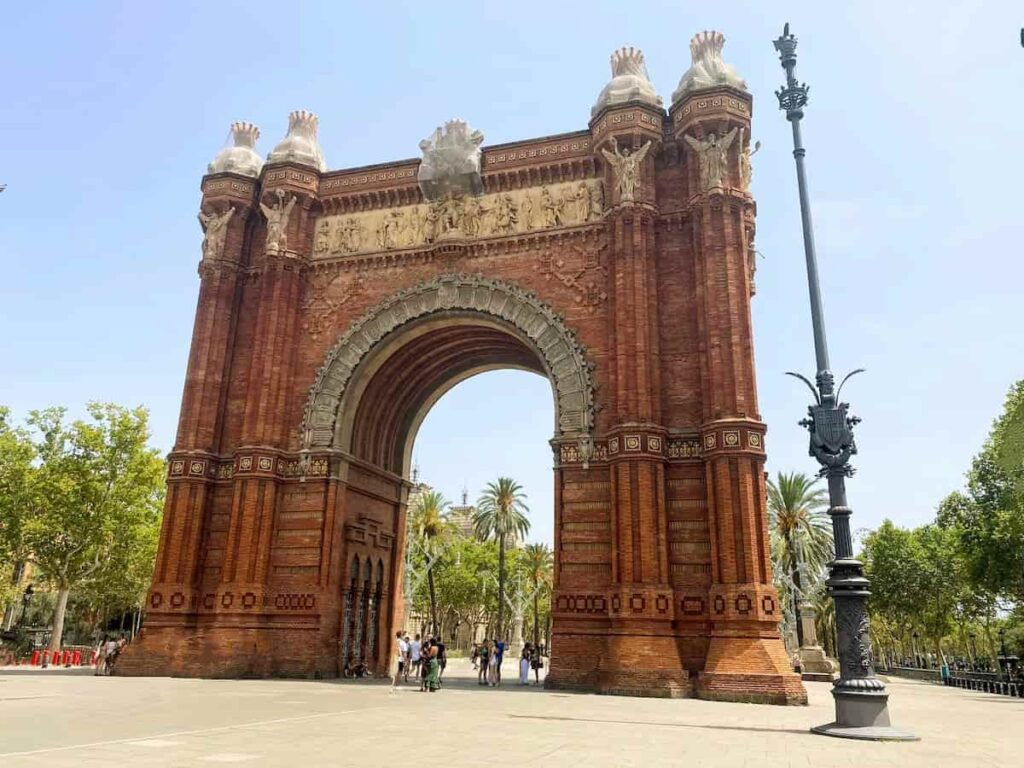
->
xmin=302 ymin=274 xmax=597 ymax=448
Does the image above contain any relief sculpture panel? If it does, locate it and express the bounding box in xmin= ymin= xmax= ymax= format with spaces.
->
xmin=312 ymin=179 xmax=603 ymax=260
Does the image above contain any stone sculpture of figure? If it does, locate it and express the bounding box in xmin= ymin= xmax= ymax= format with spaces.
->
xmin=439 ymin=194 xmax=464 ymax=236
xmin=396 ymin=209 xmax=414 ymax=246
xmin=377 ymin=211 xmax=398 ymax=249
xmin=198 ymin=206 xmax=235 ymax=260
xmin=600 ymin=137 xmax=652 ymax=203
xmin=539 ymin=187 xmax=564 ymax=227
xmin=422 ymin=205 xmax=439 ymax=243
xmin=590 ymin=183 xmax=605 ymax=219
xmin=574 ymin=182 xmax=592 ymax=223
xmin=314 ymin=219 xmax=331 ymax=254
xmin=462 ymin=197 xmax=482 ymax=237
xmin=519 ymin=193 xmax=534 ymax=230
xmin=494 ymin=194 xmax=518 ymax=234
xmin=737 ymin=128 xmax=761 ymax=191
xmin=344 ymin=218 xmax=363 ymax=252
xmin=561 ymin=187 xmax=576 ymax=223
xmin=683 ymin=127 xmax=738 ymax=191
xmin=260 ymin=190 xmax=297 ymax=253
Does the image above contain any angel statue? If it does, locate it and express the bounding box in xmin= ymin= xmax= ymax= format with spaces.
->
xmin=684 ymin=127 xmax=738 ymax=191
xmin=260 ymin=189 xmax=298 ymax=253
xmin=600 ymin=137 xmax=652 ymax=203
xmin=737 ymin=128 xmax=761 ymax=190
xmin=198 ymin=206 xmax=235 ymax=260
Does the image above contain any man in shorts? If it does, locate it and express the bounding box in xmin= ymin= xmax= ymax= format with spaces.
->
xmin=392 ymin=631 xmax=408 ymax=688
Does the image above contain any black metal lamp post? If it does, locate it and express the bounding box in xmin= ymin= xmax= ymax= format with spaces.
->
xmin=998 ymin=628 xmax=1009 ymax=682
xmin=969 ymin=632 xmax=977 ymax=667
xmin=773 ymin=24 xmax=917 ymax=741
xmin=17 ymin=584 xmax=34 ymax=628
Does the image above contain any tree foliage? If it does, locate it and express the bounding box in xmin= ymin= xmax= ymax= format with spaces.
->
xmin=767 ymin=471 xmax=832 ymax=647
xmin=473 ymin=477 xmax=530 ymax=637
xmin=861 ymin=380 xmax=1024 ymax=666
xmin=4 ymin=404 xmax=165 ymax=649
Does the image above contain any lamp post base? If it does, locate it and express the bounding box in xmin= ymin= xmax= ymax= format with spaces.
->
xmin=812 ymin=690 xmax=919 ymax=741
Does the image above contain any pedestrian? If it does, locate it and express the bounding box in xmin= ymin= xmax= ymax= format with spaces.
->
xmin=435 ymin=636 xmax=447 ymax=682
xmin=478 ymin=640 xmax=490 ymax=686
xmin=93 ymin=638 xmax=107 ymax=676
xmin=409 ymin=633 xmax=422 ymax=678
xmin=423 ymin=639 xmax=441 ymax=693
xmin=519 ymin=644 xmax=531 ymax=685
xmin=531 ymin=644 xmax=543 ymax=684
xmin=102 ymin=636 xmax=118 ymax=676
xmin=471 ymin=643 xmax=479 ymax=670
xmin=392 ymin=631 xmax=408 ymax=689
xmin=493 ymin=637 xmax=506 ymax=686
xmin=402 ymin=635 xmax=412 ymax=682
xmin=488 ymin=642 xmax=499 ymax=687
xmin=419 ymin=638 xmax=431 ymax=691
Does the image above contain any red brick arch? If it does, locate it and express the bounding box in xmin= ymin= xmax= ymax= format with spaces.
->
xmin=120 ymin=79 xmax=805 ymax=704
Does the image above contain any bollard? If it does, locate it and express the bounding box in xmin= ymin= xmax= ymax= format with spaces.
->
xmin=30 ymin=650 xmax=40 ymax=666
xmin=61 ymin=649 xmax=71 ymax=666
xmin=72 ymin=650 xmax=82 ymax=666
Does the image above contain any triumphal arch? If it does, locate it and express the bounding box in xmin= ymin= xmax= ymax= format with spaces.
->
xmin=120 ymin=31 xmax=806 ymax=704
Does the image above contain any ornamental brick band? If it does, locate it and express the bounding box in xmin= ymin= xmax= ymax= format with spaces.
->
xmin=117 ymin=35 xmax=805 ymax=705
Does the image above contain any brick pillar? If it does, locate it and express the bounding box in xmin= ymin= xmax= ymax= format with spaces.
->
xmin=220 ymin=182 xmax=314 ymax=630
xmin=119 ymin=175 xmax=258 ymax=676
xmin=672 ymin=87 xmax=806 ymax=704
xmin=586 ymin=104 xmax=689 ymax=697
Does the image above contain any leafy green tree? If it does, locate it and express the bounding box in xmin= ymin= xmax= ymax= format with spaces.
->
xmin=767 ymin=472 xmax=832 ymax=647
xmin=520 ymin=543 xmax=553 ymax=650
xmin=0 ymin=407 xmax=36 ymax=622
xmin=473 ymin=477 xmax=530 ymax=638
xmin=409 ymin=490 xmax=453 ymax=635
xmin=22 ymin=404 xmax=164 ymax=651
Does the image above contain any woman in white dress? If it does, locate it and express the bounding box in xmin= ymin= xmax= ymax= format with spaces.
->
xmin=519 ymin=645 xmax=531 ymax=685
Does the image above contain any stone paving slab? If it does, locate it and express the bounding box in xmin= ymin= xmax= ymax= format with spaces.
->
xmin=0 ymin=662 xmax=1019 ymax=766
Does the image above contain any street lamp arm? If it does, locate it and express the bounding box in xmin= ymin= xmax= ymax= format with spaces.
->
xmin=785 ymin=371 xmax=821 ymax=404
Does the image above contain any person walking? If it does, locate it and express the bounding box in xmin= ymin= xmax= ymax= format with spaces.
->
xmin=471 ymin=643 xmax=479 ymax=671
xmin=519 ymin=644 xmax=531 ymax=685
xmin=423 ymin=639 xmax=441 ymax=693
xmin=409 ymin=633 xmax=422 ymax=679
xmin=478 ymin=640 xmax=490 ymax=686
xmin=93 ymin=638 xmax=107 ymax=676
xmin=419 ymin=638 xmax=432 ymax=692
xmin=402 ymin=635 xmax=412 ymax=682
xmin=531 ymin=643 xmax=543 ymax=684
xmin=493 ymin=637 xmax=506 ymax=686
xmin=488 ymin=642 xmax=499 ymax=687
xmin=435 ymin=637 xmax=447 ymax=682
xmin=392 ymin=631 xmax=408 ymax=689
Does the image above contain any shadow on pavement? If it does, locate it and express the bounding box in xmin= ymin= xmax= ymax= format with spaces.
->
xmin=508 ymin=713 xmax=812 ymax=736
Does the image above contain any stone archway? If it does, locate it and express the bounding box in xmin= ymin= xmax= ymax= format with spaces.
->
xmin=299 ymin=274 xmax=598 ymax=460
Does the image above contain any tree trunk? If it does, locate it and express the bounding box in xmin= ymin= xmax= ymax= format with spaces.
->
xmin=532 ymin=575 xmax=540 ymax=650
xmin=786 ymin=531 xmax=804 ymax=647
xmin=427 ymin=567 xmax=438 ymax=637
xmin=47 ymin=587 xmax=70 ymax=652
xmin=497 ymin=533 xmax=506 ymax=639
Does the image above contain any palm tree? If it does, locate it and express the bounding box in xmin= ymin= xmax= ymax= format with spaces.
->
xmin=767 ymin=471 xmax=832 ymax=648
xmin=409 ymin=490 xmax=452 ymax=635
xmin=521 ymin=543 xmax=553 ymax=651
xmin=474 ymin=478 xmax=530 ymax=638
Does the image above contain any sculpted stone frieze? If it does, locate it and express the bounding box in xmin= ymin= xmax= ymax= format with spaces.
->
xmin=312 ymin=180 xmax=603 ymax=260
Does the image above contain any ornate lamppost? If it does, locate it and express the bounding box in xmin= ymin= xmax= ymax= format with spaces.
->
xmin=18 ymin=584 xmax=34 ymax=629
xmin=773 ymin=24 xmax=917 ymax=740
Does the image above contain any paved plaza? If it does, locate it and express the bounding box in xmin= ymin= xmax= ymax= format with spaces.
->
xmin=0 ymin=661 xmax=1018 ymax=767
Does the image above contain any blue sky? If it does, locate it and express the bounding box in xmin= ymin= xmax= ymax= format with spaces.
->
xmin=2 ymin=1 xmax=1022 ymax=546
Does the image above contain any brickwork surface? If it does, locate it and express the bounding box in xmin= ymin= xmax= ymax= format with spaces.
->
xmin=119 ymin=85 xmax=805 ymax=703
xmin=0 ymin=669 xmax=1019 ymax=766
